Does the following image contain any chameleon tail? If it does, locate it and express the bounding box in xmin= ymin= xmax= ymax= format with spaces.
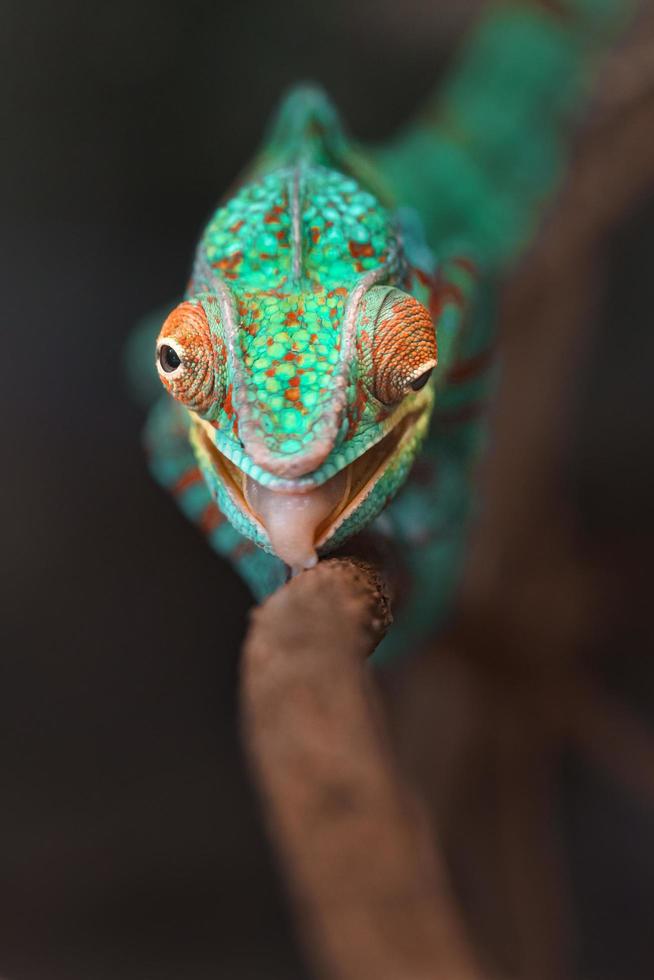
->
xmin=372 ymin=0 xmax=638 ymax=268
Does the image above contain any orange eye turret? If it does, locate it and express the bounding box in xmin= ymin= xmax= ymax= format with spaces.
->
xmin=155 ymin=301 xmax=226 ymax=417
xmin=365 ymin=288 xmax=437 ymax=406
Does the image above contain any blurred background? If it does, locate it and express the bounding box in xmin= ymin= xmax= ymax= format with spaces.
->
xmin=2 ymin=1 xmax=654 ymax=978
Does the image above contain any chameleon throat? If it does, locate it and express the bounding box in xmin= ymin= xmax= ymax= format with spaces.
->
xmin=192 ymin=404 xmax=425 ymax=574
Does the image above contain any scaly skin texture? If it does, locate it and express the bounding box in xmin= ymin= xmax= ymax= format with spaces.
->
xmin=137 ymin=0 xmax=636 ymax=661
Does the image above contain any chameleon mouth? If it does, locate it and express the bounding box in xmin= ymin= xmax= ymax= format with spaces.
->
xmin=193 ymin=407 xmax=424 ymax=573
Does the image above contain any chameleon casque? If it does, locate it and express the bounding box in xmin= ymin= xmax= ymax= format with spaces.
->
xmin=135 ymin=1 xmax=634 ymax=661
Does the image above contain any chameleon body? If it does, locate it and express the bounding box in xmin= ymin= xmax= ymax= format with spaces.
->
xmin=137 ymin=1 xmax=634 ymax=660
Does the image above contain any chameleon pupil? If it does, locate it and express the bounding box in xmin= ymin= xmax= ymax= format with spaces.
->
xmin=410 ymin=368 xmax=433 ymax=392
xmin=160 ymin=345 xmax=181 ymax=373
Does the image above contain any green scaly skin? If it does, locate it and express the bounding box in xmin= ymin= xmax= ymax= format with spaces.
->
xmin=137 ymin=0 xmax=636 ymax=661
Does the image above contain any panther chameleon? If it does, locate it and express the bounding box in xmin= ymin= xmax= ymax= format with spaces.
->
xmin=131 ymin=0 xmax=636 ymax=661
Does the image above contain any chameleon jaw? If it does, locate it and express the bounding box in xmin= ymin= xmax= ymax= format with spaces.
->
xmin=191 ymin=403 xmax=428 ymax=573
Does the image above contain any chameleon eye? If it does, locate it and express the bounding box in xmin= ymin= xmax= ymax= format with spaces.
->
xmin=366 ymin=289 xmax=437 ymax=406
xmin=155 ymin=301 xmax=226 ymax=417
xmin=409 ymin=367 xmax=433 ymax=392
xmin=159 ymin=343 xmax=182 ymax=374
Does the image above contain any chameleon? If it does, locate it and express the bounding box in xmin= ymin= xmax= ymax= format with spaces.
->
xmin=132 ymin=0 xmax=636 ymax=661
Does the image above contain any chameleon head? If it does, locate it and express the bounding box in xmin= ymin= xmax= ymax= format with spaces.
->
xmin=155 ymin=278 xmax=437 ymax=574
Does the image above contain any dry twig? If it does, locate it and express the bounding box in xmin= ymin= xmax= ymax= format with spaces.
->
xmin=241 ymin=558 xmax=485 ymax=980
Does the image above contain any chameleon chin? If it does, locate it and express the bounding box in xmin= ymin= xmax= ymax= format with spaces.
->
xmin=191 ymin=402 xmax=429 ymax=574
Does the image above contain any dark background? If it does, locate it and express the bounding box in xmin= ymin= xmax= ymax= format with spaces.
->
xmin=2 ymin=1 xmax=653 ymax=978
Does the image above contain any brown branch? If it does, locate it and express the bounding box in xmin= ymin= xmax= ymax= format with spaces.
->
xmin=240 ymin=558 xmax=485 ymax=980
